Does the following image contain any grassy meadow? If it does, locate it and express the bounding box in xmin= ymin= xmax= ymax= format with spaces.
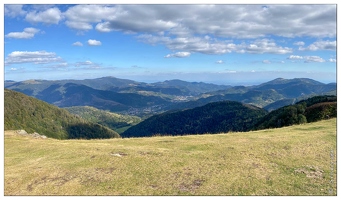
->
xmin=4 ymin=118 xmax=337 ymax=196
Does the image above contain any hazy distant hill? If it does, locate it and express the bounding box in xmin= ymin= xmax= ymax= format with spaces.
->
xmin=65 ymin=106 xmax=142 ymax=134
xmin=121 ymin=101 xmax=268 ymax=138
xmin=250 ymin=78 xmax=336 ymax=98
xmin=174 ymin=78 xmax=336 ymax=111
xmin=4 ymin=89 xmax=120 ymax=139
xmin=5 ymin=77 xmax=336 ymax=116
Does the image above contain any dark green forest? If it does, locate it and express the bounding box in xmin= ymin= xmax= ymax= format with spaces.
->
xmin=253 ymin=95 xmax=337 ymax=130
xmin=121 ymin=101 xmax=268 ymax=138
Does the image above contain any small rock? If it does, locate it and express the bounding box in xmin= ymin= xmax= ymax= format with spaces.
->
xmin=16 ymin=130 xmax=27 ymax=135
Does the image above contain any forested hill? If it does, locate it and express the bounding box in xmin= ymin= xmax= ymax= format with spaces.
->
xmin=4 ymin=89 xmax=120 ymax=139
xmin=121 ymin=101 xmax=268 ymax=138
xmin=253 ymin=95 xmax=337 ymax=130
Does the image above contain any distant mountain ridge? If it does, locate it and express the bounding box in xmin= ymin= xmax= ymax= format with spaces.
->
xmin=5 ymin=77 xmax=336 ymax=117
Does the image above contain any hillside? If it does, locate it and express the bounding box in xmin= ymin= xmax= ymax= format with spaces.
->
xmin=121 ymin=101 xmax=268 ymax=138
xmin=65 ymin=106 xmax=142 ymax=134
xmin=254 ymin=95 xmax=337 ymax=130
xmin=4 ymin=119 xmax=336 ymax=195
xmin=4 ymin=89 xmax=120 ymax=139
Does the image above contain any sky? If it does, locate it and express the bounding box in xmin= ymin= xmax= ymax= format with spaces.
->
xmin=2 ymin=2 xmax=338 ymax=85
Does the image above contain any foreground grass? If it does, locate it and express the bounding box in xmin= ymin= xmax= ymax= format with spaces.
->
xmin=4 ymin=119 xmax=337 ymax=196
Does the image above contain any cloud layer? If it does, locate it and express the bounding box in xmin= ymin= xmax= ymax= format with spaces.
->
xmin=5 ymin=5 xmax=336 ymax=54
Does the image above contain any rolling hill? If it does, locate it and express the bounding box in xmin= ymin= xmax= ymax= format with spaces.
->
xmin=65 ymin=106 xmax=142 ymax=134
xmin=4 ymin=89 xmax=120 ymax=139
xmin=253 ymin=95 xmax=337 ymax=130
xmin=121 ymin=101 xmax=268 ymax=138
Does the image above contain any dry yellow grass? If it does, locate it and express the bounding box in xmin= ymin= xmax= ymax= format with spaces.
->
xmin=4 ymin=118 xmax=337 ymax=196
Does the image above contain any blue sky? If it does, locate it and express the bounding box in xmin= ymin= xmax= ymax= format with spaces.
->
xmin=3 ymin=3 xmax=337 ymax=85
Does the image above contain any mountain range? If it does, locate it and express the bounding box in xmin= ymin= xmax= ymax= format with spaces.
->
xmin=5 ymin=77 xmax=336 ymax=117
xmin=5 ymin=86 xmax=336 ymax=139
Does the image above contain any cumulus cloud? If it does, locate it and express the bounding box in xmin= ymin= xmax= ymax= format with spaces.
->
xmin=72 ymin=41 xmax=83 ymax=46
xmin=287 ymin=55 xmax=304 ymax=60
xmin=165 ymin=52 xmax=191 ymax=58
xmin=5 ymin=51 xmax=63 ymax=65
xmin=66 ymin=21 xmax=93 ymax=31
xmin=329 ymin=58 xmax=336 ymax=63
xmin=5 ymin=27 xmax=40 ymax=39
xmin=262 ymin=60 xmax=271 ymax=64
xmin=294 ymin=41 xmax=305 ymax=46
xmin=61 ymin=5 xmax=336 ymax=38
xmin=300 ymin=40 xmax=336 ymax=51
xmin=288 ymin=55 xmax=326 ymax=63
xmin=304 ymin=56 xmax=325 ymax=63
xmin=87 ymin=39 xmax=102 ymax=46
xmin=243 ymin=39 xmax=292 ymax=54
xmin=138 ymin=35 xmax=291 ymax=55
xmin=216 ymin=60 xmax=224 ymax=64
xmin=5 ymin=5 xmax=27 ymax=17
xmin=25 ymin=7 xmax=62 ymax=24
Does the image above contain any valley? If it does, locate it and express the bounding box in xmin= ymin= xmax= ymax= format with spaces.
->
xmin=5 ymin=76 xmax=336 ymax=117
xmin=4 ymin=77 xmax=337 ymax=139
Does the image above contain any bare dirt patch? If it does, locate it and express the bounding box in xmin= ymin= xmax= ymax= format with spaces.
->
xmin=294 ymin=165 xmax=324 ymax=179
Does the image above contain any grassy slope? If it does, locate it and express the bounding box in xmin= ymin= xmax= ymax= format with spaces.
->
xmin=4 ymin=119 xmax=336 ymax=196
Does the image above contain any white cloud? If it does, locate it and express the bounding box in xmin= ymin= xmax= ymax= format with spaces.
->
xmin=139 ymin=35 xmax=292 ymax=55
xmin=329 ymin=58 xmax=336 ymax=63
xmin=25 ymin=7 xmax=62 ymax=24
xmin=243 ymin=39 xmax=292 ymax=54
xmin=5 ymin=51 xmax=63 ymax=65
xmin=262 ymin=60 xmax=271 ymax=64
xmin=287 ymin=55 xmax=304 ymax=60
xmin=72 ymin=41 xmax=83 ymax=46
xmin=4 ymin=5 xmax=27 ymax=17
xmin=288 ymin=55 xmax=326 ymax=63
xmin=165 ymin=52 xmax=191 ymax=58
xmin=60 ymin=5 xmax=335 ymax=38
xmin=75 ymin=61 xmax=93 ymax=66
xmin=74 ymin=60 xmax=102 ymax=69
xmin=66 ymin=21 xmax=93 ymax=31
xmin=304 ymin=56 xmax=325 ymax=63
xmin=216 ymin=60 xmax=224 ymax=64
xmin=294 ymin=41 xmax=305 ymax=46
xmin=5 ymin=27 xmax=40 ymax=39
xmin=300 ymin=40 xmax=336 ymax=51
xmin=87 ymin=39 xmax=102 ymax=46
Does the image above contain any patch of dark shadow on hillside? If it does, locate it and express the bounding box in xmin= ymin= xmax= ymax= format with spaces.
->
xmin=65 ymin=123 xmax=119 ymax=139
